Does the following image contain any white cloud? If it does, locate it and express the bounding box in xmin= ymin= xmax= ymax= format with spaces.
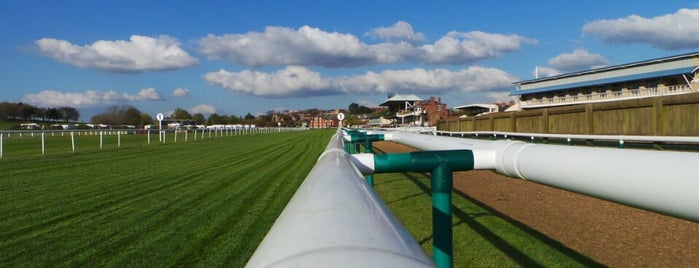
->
xmin=547 ymin=49 xmax=608 ymax=73
xmin=198 ymin=26 xmax=374 ymax=67
xmin=189 ymin=104 xmax=216 ymax=115
xmin=533 ymin=66 xmax=562 ymax=78
xmin=198 ymin=22 xmax=535 ymax=67
xmin=173 ymin=88 xmax=190 ymax=97
xmin=36 ymin=35 xmax=199 ymax=72
xmin=22 ymin=88 xmax=164 ymax=108
xmin=533 ymin=49 xmax=609 ymax=78
xmin=203 ymin=66 xmax=338 ymax=97
xmin=365 ymin=21 xmax=425 ymax=44
xmin=582 ymin=8 xmax=699 ymax=50
xmin=203 ymin=66 xmax=517 ymax=98
xmin=420 ymin=31 xmax=535 ymax=64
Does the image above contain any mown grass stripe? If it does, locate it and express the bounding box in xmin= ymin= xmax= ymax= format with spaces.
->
xmin=0 ymin=129 xmax=333 ymax=267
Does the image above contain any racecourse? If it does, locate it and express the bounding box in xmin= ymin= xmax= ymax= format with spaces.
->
xmin=0 ymin=129 xmax=332 ymax=267
xmin=1 ymin=128 xmax=602 ymax=267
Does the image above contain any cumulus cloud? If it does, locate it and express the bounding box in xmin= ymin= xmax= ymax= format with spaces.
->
xmin=198 ymin=22 xmax=534 ymax=67
xmin=547 ymin=49 xmax=608 ymax=73
xmin=189 ymin=104 xmax=216 ymax=114
xmin=173 ymin=88 xmax=190 ymax=97
xmin=35 ymin=35 xmax=199 ymax=72
xmin=203 ymin=66 xmax=338 ymax=97
xmin=420 ymin=31 xmax=535 ymax=64
xmin=22 ymin=88 xmax=164 ymax=108
xmin=534 ymin=49 xmax=609 ymax=78
xmin=198 ymin=26 xmax=374 ymax=67
xmin=365 ymin=21 xmax=425 ymax=44
xmin=582 ymin=8 xmax=699 ymax=50
xmin=203 ymin=66 xmax=516 ymax=98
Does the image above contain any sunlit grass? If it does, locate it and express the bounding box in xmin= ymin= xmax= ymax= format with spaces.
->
xmin=0 ymin=129 xmax=333 ymax=267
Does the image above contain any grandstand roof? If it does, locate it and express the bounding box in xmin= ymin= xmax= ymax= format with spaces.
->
xmin=511 ymin=51 xmax=699 ymax=96
xmin=379 ymin=94 xmax=423 ymax=107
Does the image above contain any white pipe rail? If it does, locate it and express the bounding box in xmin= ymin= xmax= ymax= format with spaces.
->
xmin=436 ymin=130 xmax=699 ymax=144
xmin=377 ymin=131 xmax=699 ymax=222
xmin=246 ymin=129 xmax=433 ymax=268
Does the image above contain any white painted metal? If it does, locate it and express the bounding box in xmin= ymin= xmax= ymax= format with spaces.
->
xmin=436 ymin=130 xmax=699 ymax=144
xmin=378 ymin=130 xmax=699 ymax=222
xmin=246 ymin=129 xmax=433 ymax=268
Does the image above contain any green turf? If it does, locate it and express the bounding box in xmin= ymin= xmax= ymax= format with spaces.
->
xmin=0 ymin=129 xmax=333 ymax=267
xmin=3 ymin=128 xmax=606 ymax=267
xmin=372 ymin=166 xmax=604 ymax=267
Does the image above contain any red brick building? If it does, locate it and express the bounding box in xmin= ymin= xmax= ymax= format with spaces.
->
xmin=415 ymin=96 xmax=448 ymax=126
xmin=309 ymin=116 xmax=338 ymax=128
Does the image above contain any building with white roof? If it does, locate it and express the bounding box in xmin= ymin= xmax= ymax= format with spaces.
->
xmin=511 ymin=52 xmax=699 ymax=109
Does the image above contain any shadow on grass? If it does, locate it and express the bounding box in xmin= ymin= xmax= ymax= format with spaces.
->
xmin=401 ymin=171 xmax=604 ymax=268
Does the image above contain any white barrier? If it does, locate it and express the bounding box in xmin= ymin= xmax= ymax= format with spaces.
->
xmin=379 ymin=130 xmax=699 ymax=222
xmin=246 ymin=129 xmax=433 ymax=268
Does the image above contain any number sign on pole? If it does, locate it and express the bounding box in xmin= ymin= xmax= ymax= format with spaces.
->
xmin=156 ymin=113 xmax=164 ymax=143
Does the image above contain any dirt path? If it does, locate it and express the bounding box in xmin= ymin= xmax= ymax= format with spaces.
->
xmin=373 ymin=141 xmax=699 ymax=267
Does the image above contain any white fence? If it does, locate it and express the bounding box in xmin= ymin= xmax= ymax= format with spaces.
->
xmin=521 ymin=84 xmax=696 ymax=108
xmin=0 ymin=127 xmax=308 ymax=159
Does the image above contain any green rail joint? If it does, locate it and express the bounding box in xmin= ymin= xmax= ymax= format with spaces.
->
xmin=374 ymin=150 xmax=474 ymax=268
xmin=345 ymin=132 xmax=385 ymax=187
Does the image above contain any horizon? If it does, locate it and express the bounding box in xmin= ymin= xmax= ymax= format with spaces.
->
xmin=2 ymin=0 xmax=699 ymax=121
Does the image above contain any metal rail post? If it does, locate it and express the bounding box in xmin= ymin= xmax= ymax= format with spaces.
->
xmin=373 ymin=150 xmax=474 ymax=268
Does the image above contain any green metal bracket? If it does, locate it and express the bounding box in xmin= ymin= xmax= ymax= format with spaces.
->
xmin=374 ymin=150 xmax=474 ymax=268
xmin=344 ymin=131 xmax=385 ymax=187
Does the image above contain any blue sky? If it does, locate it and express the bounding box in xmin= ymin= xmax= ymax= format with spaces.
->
xmin=2 ymin=0 xmax=699 ymax=121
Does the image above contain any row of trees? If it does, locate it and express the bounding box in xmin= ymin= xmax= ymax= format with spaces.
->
xmin=0 ymin=102 xmax=80 ymax=122
xmin=1 ymin=101 xmax=386 ymax=128
xmin=89 ymin=106 xmax=278 ymax=127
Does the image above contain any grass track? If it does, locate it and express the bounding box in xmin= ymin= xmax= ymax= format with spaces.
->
xmin=0 ymin=129 xmax=334 ymax=267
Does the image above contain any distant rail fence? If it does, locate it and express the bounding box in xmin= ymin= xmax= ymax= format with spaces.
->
xmin=438 ymin=92 xmax=699 ymax=136
xmin=0 ymin=127 xmax=307 ymax=159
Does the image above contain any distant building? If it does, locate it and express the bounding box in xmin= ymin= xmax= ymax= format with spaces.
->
xmin=379 ymin=94 xmax=423 ymax=126
xmin=379 ymin=95 xmax=447 ymax=126
xmin=309 ymin=116 xmax=338 ymax=128
xmin=453 ymin=104 xmax=499 ymax=117
xmin=511 ymin=52 xmax=699 ymax=109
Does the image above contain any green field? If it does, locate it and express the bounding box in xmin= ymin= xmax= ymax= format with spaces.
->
xmin=2 ymin=128 xmax=602 ymax=267
xmin=0 ymin=129 xmax=333 ymax=267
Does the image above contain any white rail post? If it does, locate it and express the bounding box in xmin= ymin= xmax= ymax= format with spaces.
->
xmin=41 ymin=132 xmax=45 ymax=155
xmin=71 ymin=132 xmax=75 ymax=152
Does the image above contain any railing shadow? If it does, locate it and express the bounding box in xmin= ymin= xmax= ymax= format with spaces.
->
xmin=399 ymin=171 xmax=604 ymax=267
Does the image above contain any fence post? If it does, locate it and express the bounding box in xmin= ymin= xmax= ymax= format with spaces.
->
xmin=1 ymin=133 xmax=3 ymax=159
xmin=373 ymin=150 xmax=474 ymax=268
xmin=71 ymin=132 xmax=75 ymax=152
xmin=42 ymin=132 xmax=45 ymax=155
xmin=100 ymin=131 xmax=103 ymax=149
xmin=118 ymin=131 xmax=121 ymax=148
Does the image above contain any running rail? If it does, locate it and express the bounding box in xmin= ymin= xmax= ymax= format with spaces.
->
xmin=245 ymin=128 xmax=433 ymax=267
xmin=376 ymin=130 xmax=699 ymax=222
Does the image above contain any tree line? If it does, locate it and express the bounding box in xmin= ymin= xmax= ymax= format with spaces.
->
xmin=0 ymin=102 xmax=80 ymax=122
xmin=1 ymin=101 xmax=389 ymax=129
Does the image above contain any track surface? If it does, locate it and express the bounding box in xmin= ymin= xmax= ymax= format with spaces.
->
xmin=374 ymin=141 xmax=699 ymax=267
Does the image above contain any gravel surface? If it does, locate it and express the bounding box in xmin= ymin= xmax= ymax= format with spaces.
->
xmin=373 ymin=141 xmax=699 ymax=267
